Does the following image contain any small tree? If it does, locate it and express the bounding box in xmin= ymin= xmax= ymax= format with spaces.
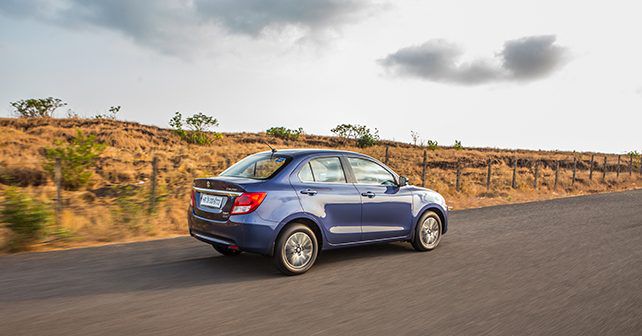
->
xmin=43 ymin=130 xmax=106 ymax=190
xmin=410 ymin=131 xmax=420 ymax=146
xmin=1 ymin=187 xmax=50 ymax=251
xmin=453 ymin=140 xmax=463 ymax=150
xmin=169 ymin=112 xmax=222 ymax=145
xmin=10 ymin=97 xmax=67 ymax=118
xmin=95 ymin=106 xmax=120 ymax=120
xmin=331 ymin=124 xmax=379 ymax=147
xmin=266 ymin=127 xmax=304 ymax=140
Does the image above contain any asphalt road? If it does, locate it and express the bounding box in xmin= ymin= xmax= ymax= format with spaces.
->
xmin=1 ymin=190 xmax=641 ymax=335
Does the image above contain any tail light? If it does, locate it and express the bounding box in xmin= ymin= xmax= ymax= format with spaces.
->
xmin=231 ymin=192 xmax=267 ymax=215
xmin=190 ymin=189 xmax=196 ymax=208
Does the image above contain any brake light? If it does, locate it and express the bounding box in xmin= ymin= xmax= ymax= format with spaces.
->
xmin=231 ymin=192 xmax=267 ymax=215
xmin=190 ymin=189 xmax=196 ymax=208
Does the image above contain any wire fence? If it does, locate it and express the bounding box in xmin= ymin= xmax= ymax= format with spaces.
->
xmin=1 ymin=147 xmax=641 ymax=223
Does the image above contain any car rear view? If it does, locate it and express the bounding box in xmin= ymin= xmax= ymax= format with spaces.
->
xmin=188 ymin=153 xmax=291 ymax=256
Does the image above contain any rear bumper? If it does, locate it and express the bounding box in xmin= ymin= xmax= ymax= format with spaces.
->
xmin=187 ymin=208 xmax=277 ymax=255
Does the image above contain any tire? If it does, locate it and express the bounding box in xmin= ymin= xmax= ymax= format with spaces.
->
xmin=411 ymin=211 xmax=443 ymax=251
xmin=273 ymin=223 xmax=318 ymax=276
xmin=213 ymin=244 xmax=242 ymax=256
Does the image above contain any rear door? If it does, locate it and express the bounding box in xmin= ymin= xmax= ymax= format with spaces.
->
xmin=346 ymin=157 xmax=413 ymax=241
xmin=291 ymin=156 xmax=362 ymax=244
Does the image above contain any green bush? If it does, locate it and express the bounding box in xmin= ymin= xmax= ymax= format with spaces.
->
xmin=453 ymin=140 xmax=463 ymax=150
xmin=43 ymin=130 xmax=106 ymax=190
xmin=266 ymin=127 xmax=303 ymax=140
xmin=112 ymin=185 xmax=146 ymax=233
xmin=331 ymin=124 xmax=380 ymax=148
xmin=356 ymin=133 xmax=379 ymax=148
xmin=1 ymin=188 xmax=50 ymax=251
xmin=169 ymin=112 xmax=222 ymax=145
xmin=426 ymin=140 xmax=439 ymax=151
xmin=10 ymin=97 xmax=67 ymax=118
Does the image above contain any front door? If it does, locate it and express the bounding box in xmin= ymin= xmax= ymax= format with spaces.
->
xmin=346 ymin=157 xmax=413 ymax=241
xmin=291 ymin=156 xmax=362 ymax=244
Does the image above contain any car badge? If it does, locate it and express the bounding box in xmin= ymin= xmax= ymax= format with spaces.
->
xmin=207 ymin=181 xmax=211 ymax=188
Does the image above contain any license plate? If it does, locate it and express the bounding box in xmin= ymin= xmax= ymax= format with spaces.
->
xmin=200 ymin=194 xmax=224 ymax=208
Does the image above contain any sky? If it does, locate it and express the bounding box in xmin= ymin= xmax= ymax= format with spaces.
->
xmin=0 ymin=0 xmax=640 ymax=153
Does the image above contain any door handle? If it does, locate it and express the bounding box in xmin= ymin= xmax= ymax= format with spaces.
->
xmin=300 ymin=189 xmax=318 ymax=196
xmin=361 ymin=191 xmax=376 ymax=198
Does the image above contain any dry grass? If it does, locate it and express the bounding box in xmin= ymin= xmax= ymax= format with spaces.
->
xmin=0 ymin=117 xmax=640 ymax=252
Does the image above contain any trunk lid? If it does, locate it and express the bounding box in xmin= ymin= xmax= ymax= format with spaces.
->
xmin=192 ymin=177 xmax=259 ymax=221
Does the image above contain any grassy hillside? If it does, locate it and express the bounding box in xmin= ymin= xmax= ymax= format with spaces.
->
xmin=0 ymin=117 xmax=640 ymax=251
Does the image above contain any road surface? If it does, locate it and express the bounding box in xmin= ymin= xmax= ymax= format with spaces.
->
xmin=1 ymin=190 xmax=641 ymax=335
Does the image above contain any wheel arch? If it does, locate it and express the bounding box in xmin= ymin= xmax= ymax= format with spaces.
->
xmin=412 ymin=204 xmax=448 ymax=239
xmin=271 ymin=215 xmax=324 ymax=256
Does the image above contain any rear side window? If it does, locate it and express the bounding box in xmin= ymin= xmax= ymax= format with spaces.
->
xmin=348 ymin=157 xmax=396 ymax=185
xmin=220 ymin=154 xmax=290 ymax=180
xmin=299 ymin=157 xmax=346 ymax=183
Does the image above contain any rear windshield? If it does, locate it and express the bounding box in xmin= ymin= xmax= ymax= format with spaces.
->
xmin=220 ymin=154 xmax=291 ymax=180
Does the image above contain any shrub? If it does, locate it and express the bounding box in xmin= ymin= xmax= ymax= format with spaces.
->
xmin=356 ymin=132 xmax=379 ymax=148
xmin=10 ymin=97 xmax=67 ymax=118
xmin=66 ymin=110 xmax=81 ymax=119
xmin=95 ymin=106 xmax=120 ymax=120
xmin=169 ymin=112 xmax=222 ymax=145
xmin=1 ymin=188 xmax=50 ymax=251
xmin=111 ymin=185 xmax=146 ymax=232
xmin=453 ymin=140 xmax=463 ymax=150
xmin=627 ymin=150 xmax=640 ymax=158
xmin=426 ymin=140 xmax=439 ymax=151
xmin=43 ymin=130 xmax=106 ymax=190
xmin=266 ymin=127 xmax=303 ymax=140
xmin=331 ymin=124 xmax=380 ymax=147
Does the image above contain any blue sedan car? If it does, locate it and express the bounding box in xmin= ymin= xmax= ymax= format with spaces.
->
xmin=188 ymin=149 xmax=448 ymax=275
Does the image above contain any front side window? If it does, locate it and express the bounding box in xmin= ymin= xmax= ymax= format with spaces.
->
xmin=348 ymin=157 xmax=396 ymax=185
xmin=299 ymin=157 xmax=346 ymax=183
xmin=220 ymin=154 xmax=290 ymax=179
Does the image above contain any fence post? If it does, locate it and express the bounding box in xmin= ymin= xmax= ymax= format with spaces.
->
xmin=629 ymin=155 xmax=633 ymax=176
xmin=511 ymin=158 xmax=517 ymax=189
xmin=384 ymin=145 xmax=389 ymax=165
xmin=589 ymin=154 xmax=594 ymax=180
xmin=554 ymin=161 xmax=559 ymax=191
xmin=421 ymin=150 xmax=427 ymax=188
xmin=533 ymin=161 xmax=539 ymax=189
xmin=486 ymin=159 xmax=492 ymax=191
xmin=149 ymin=156 xmax=158 ymax=213
xmin=54 ymin=157 xmax=62 ymax=225
xmin=455 ymin=160 xmax=461 ymax=193
xmin=572 ymin=157 xmax=577 ymax=186
xmin=602 ymin=156 xmax=607 ymax=182
xmin=616 ymin=155 xmax=621 ymax=180
xmin=225 ymin=158 xmax=231 ymax=168
xmin=640 ymin=157 xmax=642 ymax=177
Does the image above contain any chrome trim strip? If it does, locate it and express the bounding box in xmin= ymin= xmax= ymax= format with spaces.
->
xmin=329 ymin=226 xmax=361 ymax=234
xmin=329 ymin=226 xmax=405 ymax=234
xmin=192 ymin=232 xmax=232 ymax=246
xmin=193 ymin=187 xmax=243 ymax=196
xmin=362 ymin=226 xmax=405 ymax=233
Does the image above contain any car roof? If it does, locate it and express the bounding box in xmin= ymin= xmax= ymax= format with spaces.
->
xmin=254 ymin=148 xmax=367 ymax=157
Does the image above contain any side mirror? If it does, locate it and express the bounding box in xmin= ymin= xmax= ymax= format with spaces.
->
xmin=398 ymin=176 xmax=409 ymax=186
